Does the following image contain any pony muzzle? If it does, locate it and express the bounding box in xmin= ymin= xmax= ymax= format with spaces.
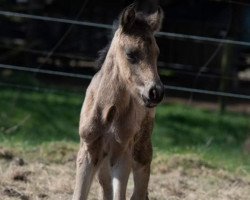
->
xmin=142 ymin=83 xmax=164 ymax=108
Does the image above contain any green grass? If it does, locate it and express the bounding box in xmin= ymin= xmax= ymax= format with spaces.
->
xmin=0 ymin=89 xmax=81 ymax=146
xmin=0 ymin=88 xmax=250 ymax=172
xmin=154 ymin=104 xmax=250 ymax=172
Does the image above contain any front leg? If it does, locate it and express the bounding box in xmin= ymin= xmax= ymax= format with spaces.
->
xmin=72 ymin=138 xmax=102 ymax=200
xmin=98 ymin=157 xmax=113 ymax=200
xmin=111 ymin=147 xmax=132 ymax=200
xmin=131 ymin=137 xmax=153 ymax=200
xmin=131 ymin=162 xmax=151 ymax=200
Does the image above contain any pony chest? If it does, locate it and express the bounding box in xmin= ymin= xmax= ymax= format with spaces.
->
xmin=110 ymin=107 xmax=151 ymax=141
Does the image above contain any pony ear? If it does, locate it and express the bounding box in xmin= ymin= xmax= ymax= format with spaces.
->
xmin=120 ymin=4 xmax=136 ymax=32
xmin=120 ymin=3 xmax=163 ymax=34
xmin=145 ymin=7 xmax=164 ymax=33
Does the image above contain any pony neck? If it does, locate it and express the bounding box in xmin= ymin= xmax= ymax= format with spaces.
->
xmin=99 ymin=46 xmax=132 ymax=111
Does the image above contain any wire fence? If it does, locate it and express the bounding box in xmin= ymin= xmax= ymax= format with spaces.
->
xmin=0 ymin=63 xmax=92 ymax=80
xmin=0 ymin=81 xmax=82 ymax=96
xmin=0 ymin=2 xmax=250 ymax=101
xmin=1 ymin=10 xmax=250 ymax=47
xmin=0 ymin=45 xmax=90 ymax=61
xmin=221 ymin=0 xmax=250 ymax=7
xmin=1 ymin=63 xmax=250 ymax=100
xmin=0 ymin=44 xmax=239 ymax=81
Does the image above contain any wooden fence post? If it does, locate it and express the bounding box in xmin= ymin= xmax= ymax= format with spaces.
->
xmin=219 ymin=43 xmax=233 ymax=113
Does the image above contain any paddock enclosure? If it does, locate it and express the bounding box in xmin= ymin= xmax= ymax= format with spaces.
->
xmin=0 ymin=0 xmax=250 ymax=199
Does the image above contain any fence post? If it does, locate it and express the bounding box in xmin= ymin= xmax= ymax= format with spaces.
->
xmin=219 ymin=43 xmax=234 ymax=113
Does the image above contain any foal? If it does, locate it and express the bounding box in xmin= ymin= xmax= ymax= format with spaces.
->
xmin=73 ymin=3 xmax=164 ymax=200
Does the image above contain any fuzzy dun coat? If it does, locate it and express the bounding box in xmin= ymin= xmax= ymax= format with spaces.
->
xmin=72 ymin=2 xmax=164 ymax=200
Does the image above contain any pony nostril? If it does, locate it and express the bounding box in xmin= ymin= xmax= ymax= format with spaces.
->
xmin=149 ymin=87 xmax=158 ymax=101
xmin=148 ymin=84 xmax=164 ymax=103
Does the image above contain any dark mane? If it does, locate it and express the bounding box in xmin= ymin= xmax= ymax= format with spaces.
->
xmin=96 ymin=21 xmax=119 ymax=69
xmin=96 ymin=42 xmax=112 ymax=69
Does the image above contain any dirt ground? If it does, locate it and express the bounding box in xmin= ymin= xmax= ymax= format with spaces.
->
xmin=0 ymin=152 xmax=250 ymax=200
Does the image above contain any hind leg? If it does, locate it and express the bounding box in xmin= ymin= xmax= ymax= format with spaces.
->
xmin=130 ymin=139 xmax=152 ymax=200
xmin=98 ymin=157 xmax=113 ymax=200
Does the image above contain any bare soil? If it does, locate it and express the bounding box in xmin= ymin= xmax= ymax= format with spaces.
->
xmin=0 ymin=153 xmax=250 ymax=200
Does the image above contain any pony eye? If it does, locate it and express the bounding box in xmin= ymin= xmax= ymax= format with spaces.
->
xmin=125 ymin=50 xmax=140 ymax=64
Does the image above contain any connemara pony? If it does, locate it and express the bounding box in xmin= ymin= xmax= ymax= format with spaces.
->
xmin=73 ymin=2 xmax=164 ymax=200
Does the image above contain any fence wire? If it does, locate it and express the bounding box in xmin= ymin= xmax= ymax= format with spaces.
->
xmin=0 ymin=2 xmax=250 ymax=100
xmin=0 ymin=63 xmax=92 ymax=80
xmin=1 ymin=10 xmax=250 ymax=47
xmin=0 ymin=81 xmax=82 ymax=96
xmin=0 ymin=44 xmax=239 ymax=81
xmin=1 ymin=63 xmax=250 ymax=100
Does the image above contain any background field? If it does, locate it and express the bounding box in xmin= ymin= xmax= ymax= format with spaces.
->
xmin=0 ymin=88 xmax=249 ymax=200
xmin=1 ymin=1 xmax=250 ymax=199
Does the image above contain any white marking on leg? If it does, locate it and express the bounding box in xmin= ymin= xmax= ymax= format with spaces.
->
xmin=112 ymin=171 xmax=120 ymax=199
